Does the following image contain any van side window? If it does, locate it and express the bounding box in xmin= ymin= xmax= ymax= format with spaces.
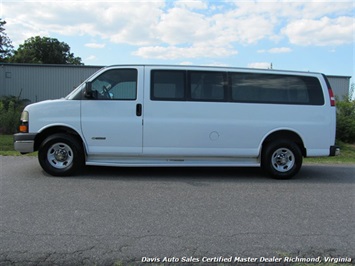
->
xmin=190 ymin=71 xmax=226 ymax=101
xmin=151 ymin=71 xmax=185 ymax=100
xmin=91 ymin=69 xmax=137 ymax=100
xmin=230 ymin=73 xmax=324 ymax=105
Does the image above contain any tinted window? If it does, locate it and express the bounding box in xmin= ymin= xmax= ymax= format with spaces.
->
xmin=230 ymin=73 xmax=324 ymax=105
xmin=151 ymin=71 xmax=185 ymax=100
xmin=150 ymin=70 xmax=324 ymax=105
xmin=90 ymin=69 xmax=137 ymax=100
xmin=190 ymin=71 xmax=226 ymax=101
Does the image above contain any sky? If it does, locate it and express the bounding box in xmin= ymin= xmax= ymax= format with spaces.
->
xmin=1 ymin=0 xmax=354 ymax=83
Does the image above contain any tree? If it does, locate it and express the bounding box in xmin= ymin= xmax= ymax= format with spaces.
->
xmin=350 ymin=82 xmax=354 ymax=101
xmin=10 ymin=36 xmax=83 ymax=65
xmin=336 ymin=98 xmax=355 ymax=143
xmin=0 ymin=19 xmax=14 ymax=62
xmin=0 ymin=95 xmax=30 ymax=134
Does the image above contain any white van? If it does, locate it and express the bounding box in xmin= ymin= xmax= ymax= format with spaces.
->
xmin=14 ymin=65 xmax=339 ymax=179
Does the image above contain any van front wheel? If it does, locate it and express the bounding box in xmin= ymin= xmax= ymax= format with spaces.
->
xmin=38 ymin=133 xmax=84 ymax=176
xmin=262 ymin=140 xmax=302 ymax=179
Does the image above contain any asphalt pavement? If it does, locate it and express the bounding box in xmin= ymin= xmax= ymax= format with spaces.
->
xmin=0 ymin=156 xmax=354 ymax=265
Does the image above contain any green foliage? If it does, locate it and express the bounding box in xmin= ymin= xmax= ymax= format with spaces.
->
xmin=0 ymin=95 xmax=30 ymax=134
xmin=0 ymin=18 xmax=14 ymax=61
xmin=305 ymin=141 xmax=355 ymax=164
xmin=336 ymin=99 xmax=355 ymax=143
xmin=9 ymin=36 xmax=83 ymax=65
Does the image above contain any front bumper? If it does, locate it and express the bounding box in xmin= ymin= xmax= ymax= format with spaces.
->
xmin=329 ymin=145 xmax=340 ymax=156
xmin=13 ymin=133 xmax=37 ymax=154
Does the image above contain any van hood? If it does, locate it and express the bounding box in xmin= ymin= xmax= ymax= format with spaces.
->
xmin=25 ymin=98 xmax=69 ymax=111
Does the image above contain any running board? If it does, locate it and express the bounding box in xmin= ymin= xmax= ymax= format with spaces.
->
xmin=85 ymin=156 xmax=260 ymax=167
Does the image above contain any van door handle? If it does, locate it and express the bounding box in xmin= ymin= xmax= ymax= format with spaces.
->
xmin=136 ymin=103 xmax=142 ymax=117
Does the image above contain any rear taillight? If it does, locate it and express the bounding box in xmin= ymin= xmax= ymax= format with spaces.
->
xmin=323 ymin=74 xmax=336 ymax=107
xmin=328 ymin=87 xmax=336 ymax=107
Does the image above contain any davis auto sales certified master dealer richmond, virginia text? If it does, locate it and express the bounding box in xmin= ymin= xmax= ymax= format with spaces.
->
xmin=141 ymin=255 xmax=352 ymax=263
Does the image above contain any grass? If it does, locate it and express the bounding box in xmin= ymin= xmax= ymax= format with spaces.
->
xmin=1 ymin=134 xmax=355 ymax=164
xmin=0 ymin=134 xmax=37 ymax=156
xmin=304 ymin=141 xmax=355 ymax=165
xmin=0 ymin=134 xmax=18 ymax=156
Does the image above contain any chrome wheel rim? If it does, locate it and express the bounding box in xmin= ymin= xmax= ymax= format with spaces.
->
xmin=47 ymin=143 xmax=74 ymax=169
xmin=271 ymin=148 xmax=295 ymax=172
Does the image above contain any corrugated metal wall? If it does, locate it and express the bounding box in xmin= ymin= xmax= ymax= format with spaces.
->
xmin=327 ymin=76 xmax=351 ymax=100
xmin=0 ymin=64 xmax=351 ymax=103
xmin=0 ymin=64 xmax=102 ymax=103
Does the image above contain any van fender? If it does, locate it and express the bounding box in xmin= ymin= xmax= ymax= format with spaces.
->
xmin=258 ymin=128 xmax=306 ymax=159
xmin=34 ymin=124 xmax=87 ymax=156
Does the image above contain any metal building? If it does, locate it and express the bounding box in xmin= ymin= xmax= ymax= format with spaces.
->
xmin=0 ymin=63 xmax=102 ymax=103
xmin=0 ymin=63 xmax=352 ymax=103
xmin=327 ymin=75 xmax=352 ymax=100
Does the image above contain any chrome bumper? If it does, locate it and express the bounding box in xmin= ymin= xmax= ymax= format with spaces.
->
xmin=329 ymin=145 xmax=340 ymax=156
xmin=13 ymin=133 xmax=37 ymax=154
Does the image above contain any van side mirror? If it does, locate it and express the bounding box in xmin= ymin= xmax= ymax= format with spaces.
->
xmin=84 ymin=82 xmax=97 ymax=99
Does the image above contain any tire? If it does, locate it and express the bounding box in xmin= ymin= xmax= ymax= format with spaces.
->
xmin=262 ymin=140 xmax=302 ymax=179
xmin=38 ymin=133 xmax=84 ymax=176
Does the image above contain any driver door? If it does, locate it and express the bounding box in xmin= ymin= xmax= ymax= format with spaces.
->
xmin=80 ymin=67 xmax=143 ymax=157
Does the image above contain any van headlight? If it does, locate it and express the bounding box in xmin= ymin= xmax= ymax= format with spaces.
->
xmin=19 ymin=111 xmax=29 ymax=133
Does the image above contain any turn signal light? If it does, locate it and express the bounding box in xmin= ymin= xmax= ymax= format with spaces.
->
xmin=19 ymin=111 xmax=29 ymax=133
xmin=19 ymin=124 xmax=28 ymax=133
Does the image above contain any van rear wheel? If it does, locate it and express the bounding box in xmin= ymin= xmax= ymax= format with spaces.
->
xmin=262 ymin=140 xmax=302 ymax=179
xmin=38 ymin=133 xmax=84 ymax=176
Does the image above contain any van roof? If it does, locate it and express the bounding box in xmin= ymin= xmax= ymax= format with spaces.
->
xmin=106 ymin=64 xmax=323 ymax=76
